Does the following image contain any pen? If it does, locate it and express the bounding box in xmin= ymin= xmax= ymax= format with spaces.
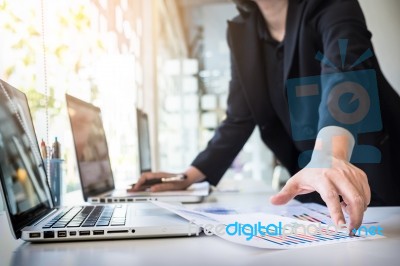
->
xmin=136 ymin=174 xmax=187 ymax=187
xmin=52 ymin=137 xmax=60 ymax=159
xmin=40 ymin=139 xmax=47 ymax=159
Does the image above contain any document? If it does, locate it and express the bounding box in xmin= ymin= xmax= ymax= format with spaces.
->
xmin=190 ymin=202 xmax=376 ymax=225
xmin=153 ymin=201 xmax=383 ymax=249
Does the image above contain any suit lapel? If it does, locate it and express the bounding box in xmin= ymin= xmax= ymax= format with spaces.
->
xmin=284 ymin=0 xmax=306 ymax=82
xmin=228 ymin=15 xmax=275 ymax=126
xmin=227 ymin=0 xmax=306 ymax=126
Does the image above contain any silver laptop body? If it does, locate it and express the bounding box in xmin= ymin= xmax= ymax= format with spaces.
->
xmin=0 ymin=80 xmax=198 ymax=242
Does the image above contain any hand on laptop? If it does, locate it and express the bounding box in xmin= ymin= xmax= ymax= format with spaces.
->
xmin=129 ymin=166 xmax=206 ymax=192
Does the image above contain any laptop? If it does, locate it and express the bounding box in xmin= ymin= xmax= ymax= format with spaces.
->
xmin=0 ymin=80 xmax=198 ymax=242
xmin=65 ymin=94 xmax=208 ymax=204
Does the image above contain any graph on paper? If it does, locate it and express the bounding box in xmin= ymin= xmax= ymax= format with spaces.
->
xmin=190 ymin=202 xmax=377 ymax=225
xmin=253 ymin=226 xmax=353 ymax=247
xmin=301 ymin=203 xmax=377 ymax=224
xmin=280 ymin=206 xmax=335 ymax=225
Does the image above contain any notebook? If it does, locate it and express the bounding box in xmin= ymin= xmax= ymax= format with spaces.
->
xmin=0 ymin=80 xmax=198 ymax=242
xmin=65 ymin=94 xmax=209 ymax=204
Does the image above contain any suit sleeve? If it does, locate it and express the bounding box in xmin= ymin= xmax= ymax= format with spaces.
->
xmin=315 ymin=0 xmax=379 ymax=136
xmin=191 ymin=34 xmax=256 ymax=186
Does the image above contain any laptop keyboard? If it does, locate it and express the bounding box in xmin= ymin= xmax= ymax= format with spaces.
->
xmin=42 ymin=205 xmax=127 ymax=229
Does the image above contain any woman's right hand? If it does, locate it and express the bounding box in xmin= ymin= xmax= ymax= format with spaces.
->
xmin=129 ymin=166 xmax=206 ymax=192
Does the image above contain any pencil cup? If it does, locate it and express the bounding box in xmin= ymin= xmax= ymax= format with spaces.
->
xmin=45 ymin=159 xmax=64 ymax=207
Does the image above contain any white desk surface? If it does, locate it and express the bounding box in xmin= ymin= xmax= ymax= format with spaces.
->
xmin=1 ymin=182 xmax=400 ymax=266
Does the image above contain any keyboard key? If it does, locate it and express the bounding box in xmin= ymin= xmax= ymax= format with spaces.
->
xmin=52 ymin=224 xmax=67 ymax=228
xmin=81 ymin=223 xmax=96 ymax=227
xmin=96 ymin=223 xmax=109 ymax=227
xmin=111 ymin=222 xmax=125 ymax=226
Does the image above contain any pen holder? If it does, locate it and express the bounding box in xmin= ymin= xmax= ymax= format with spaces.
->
xmin=45 ymin=159 xmax=64 ymax=207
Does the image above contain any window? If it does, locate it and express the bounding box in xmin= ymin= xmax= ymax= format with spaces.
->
xmin=0 ymin=0 xmax=148 ymax=192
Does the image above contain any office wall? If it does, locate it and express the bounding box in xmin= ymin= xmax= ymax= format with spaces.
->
xmin=359 ymin=0 xmax=400 ymax=93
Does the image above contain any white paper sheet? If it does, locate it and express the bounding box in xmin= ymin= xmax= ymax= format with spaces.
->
xmin=153 ymin=201 xmax=383 ymax=249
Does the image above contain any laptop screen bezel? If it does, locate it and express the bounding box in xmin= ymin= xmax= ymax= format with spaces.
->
xmin=0 ymin=80 xmax=54 ymax=239
xmin=136 ymin=108 xmax=152 ymax=173
xmin=65 ymin=94 xmax=115 ymax=201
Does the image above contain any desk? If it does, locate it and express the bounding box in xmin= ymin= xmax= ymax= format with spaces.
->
xmin=1 ymin=187 xmax=400 ymax=266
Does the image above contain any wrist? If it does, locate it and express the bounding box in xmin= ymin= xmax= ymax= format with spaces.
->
xmin=311 ymin=126 xmax=355 ymax=163
xmin=184 ymin=166 xmax=206 ymax=184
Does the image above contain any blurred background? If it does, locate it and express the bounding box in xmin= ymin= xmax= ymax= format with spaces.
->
xmin=0 ymin=0 xmax=399 ymax=205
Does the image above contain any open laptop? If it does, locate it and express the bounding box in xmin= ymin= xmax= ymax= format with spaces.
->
xmin=0 ymin=80 xmax=198 ymax=242
xmin=65 ymin=94 xmax=208 ymax=204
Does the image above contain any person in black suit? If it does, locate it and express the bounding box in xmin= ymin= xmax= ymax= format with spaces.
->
xmin=133 ymin=0 xmax=400 ymax=233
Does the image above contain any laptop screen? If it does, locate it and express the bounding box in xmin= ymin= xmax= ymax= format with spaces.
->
xmin=0 ymin=80 xmax=53 ymax=238
xmin=66 ymin=94 xmax=114 ymax=200
xmin=136 ymin=109 xmax=152 ymax=173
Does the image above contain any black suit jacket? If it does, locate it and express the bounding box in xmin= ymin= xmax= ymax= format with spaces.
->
xmin=191 ymin=0 xmax=400 ymax=205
